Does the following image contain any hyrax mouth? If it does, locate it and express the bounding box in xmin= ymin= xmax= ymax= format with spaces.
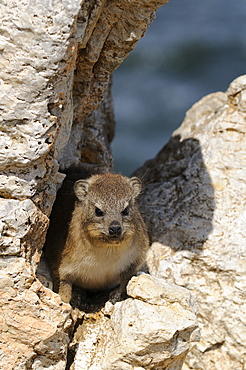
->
xmin=104 ymin=232 xmax=124 ymax=243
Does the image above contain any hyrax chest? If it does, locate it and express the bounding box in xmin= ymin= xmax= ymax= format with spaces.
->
xmin=61 ymin=237 xmax=137 ymax=290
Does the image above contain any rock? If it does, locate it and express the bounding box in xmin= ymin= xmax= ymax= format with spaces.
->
xmin=135 ymin=75 xmax=246 ymax=370
xmin=59 ymin=79 xmax=115 ymax=172
xmin=0 ymin=0 xmax=171 ymax=369
xmin=72 ymin=274 xmax=200 ymax=370
xmin=0 ymin=199 xmax=49 ymax=266
xmin=0 ymin=0 xmax=170 ymax=209
xmin=0 ymin=262 xmax=72 ymax=370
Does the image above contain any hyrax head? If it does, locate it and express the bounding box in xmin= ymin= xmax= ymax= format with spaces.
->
xmin=74 ymin=173 xmax=142 ymax=244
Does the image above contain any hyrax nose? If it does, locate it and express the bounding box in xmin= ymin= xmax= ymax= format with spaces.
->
xmin=108 ymin=221 xmax=122 ymax=236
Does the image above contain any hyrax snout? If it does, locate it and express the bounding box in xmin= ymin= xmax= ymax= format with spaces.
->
xmin=45 ymin=173 xmax=149 ymax=304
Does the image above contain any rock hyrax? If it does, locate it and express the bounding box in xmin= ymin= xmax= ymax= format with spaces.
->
xmin=46 ymin=173 xmax=149 ymax=303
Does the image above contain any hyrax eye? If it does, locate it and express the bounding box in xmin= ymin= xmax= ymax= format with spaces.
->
xmin=122 ymin=206 xmax=129 ymax=216
xmin=95 ymin=207 xmax=104 ymax=217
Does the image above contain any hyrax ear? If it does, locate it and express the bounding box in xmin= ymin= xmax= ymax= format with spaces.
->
xmin=74 ymin=179 xmax=89 ymax=201
xmin=129 ymin=177 xmax=142 ymax=198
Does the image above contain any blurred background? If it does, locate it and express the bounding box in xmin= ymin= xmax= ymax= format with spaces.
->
xmin=112 ymin=0 xmax=246 ymax=175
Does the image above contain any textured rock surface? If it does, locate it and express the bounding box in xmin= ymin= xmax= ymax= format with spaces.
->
xmin=0 ymin=0 xmax=170 ymax=208
xmin=0 ymin=0 xmax=171 ymax=369
xmin=135 ymin=75 xmax=246 ymax=370
xmin=72 ymin=274 xmax=199 ymax=370
xmin=0 ymin=277 xmax=72 ymax=370
xmin=3 ymin=0 xmax=245 ymax=369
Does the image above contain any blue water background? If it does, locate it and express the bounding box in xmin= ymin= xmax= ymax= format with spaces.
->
xmin=112 ymin=0 xmax=246 ymax=175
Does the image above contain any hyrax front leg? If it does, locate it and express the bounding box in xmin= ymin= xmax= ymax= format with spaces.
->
xmin=58 ymin=279 xmax=73 ymax=303
xmin=120 ymin=262 xmax=138 ymax=299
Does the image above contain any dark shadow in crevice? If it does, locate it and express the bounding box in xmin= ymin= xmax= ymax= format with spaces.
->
xmin=70 ymin=285 xmax=116 ymax=313
xmin=134 ymin=135 xmax=215 ymax=252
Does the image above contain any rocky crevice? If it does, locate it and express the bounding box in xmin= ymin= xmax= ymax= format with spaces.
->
xmin=1 ymin=0 xmax=245 ymax=369
xmin=1 ymin=1 xmax=183 ymax=369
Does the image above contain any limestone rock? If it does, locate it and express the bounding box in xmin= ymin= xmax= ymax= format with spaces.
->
xmin=0 ymin=0 xmax=171 ymax=369
xmin=0 ymin=199 xmax=49 ymax=266
xmin=72 ymin=274 xmax=200 ymax=370
xmin=135 ymin=75 xmax=246 ymax=370
xmin=0 ymin=259 xmax=72 ymax=370
xmin=0 ymin=0 xmax=170 ymax=209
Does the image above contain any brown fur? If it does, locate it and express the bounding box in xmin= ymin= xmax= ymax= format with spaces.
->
xmin=45 ymin=173 xmax=149 ymax=303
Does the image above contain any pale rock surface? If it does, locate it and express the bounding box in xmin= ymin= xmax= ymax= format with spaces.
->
xmin=135 ymin=75 xmax=246 ymax=370
xmin=72 ymin=274 xmax=200 ymax=370
xmin=0 ymin=0 xmax=171 ymax=369
xmin=0 ymin=259 xmax=72 ymax=370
